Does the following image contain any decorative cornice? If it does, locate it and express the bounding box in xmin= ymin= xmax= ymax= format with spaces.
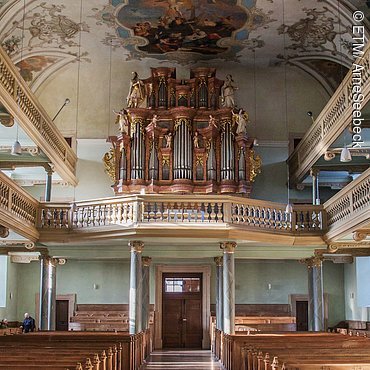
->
xmin=353 ymin=231 xmax=369 ymax=242
xmin=220 ymin=241 xmax=237 ymax=253
xmin=10 ymin=254 xmax=39 ymax=264
xmin=0 ymin=240 xmax=35 ymax=250
xmin=328 ymin=241 xmax=370 ymax=252
xmin=129 ymin=240 xmax=144 ymax=253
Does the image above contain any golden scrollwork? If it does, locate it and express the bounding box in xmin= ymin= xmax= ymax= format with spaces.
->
xmin=162 ymin=154 xmax=170 ymax=166
xmin=174 ymin=117 xmax=191 ymax=131
xmin=195 ymin=154 xmax=204 ymax=167
xmin=249 ymin=149 xmax=262 ymax=182
xmin=103 ymin=147 xmax=116 ymax=182
xmin=130 ymin=118 xmax=145 ymax=137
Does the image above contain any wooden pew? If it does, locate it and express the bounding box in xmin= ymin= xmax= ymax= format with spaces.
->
xmin=213 ymin=329 xmax=370 ymax=370
xmin=0 ymin=329 xmax=152 ymax=370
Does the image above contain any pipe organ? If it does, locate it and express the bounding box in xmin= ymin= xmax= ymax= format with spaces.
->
xmin=104 ymin=67 xmax=261 ymax=195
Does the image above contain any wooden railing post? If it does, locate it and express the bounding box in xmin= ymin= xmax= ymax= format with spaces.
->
xmin=93 ymin=354 xmax=101 ymax=370
xmin=264 ymin=353 xmax=270 ymax=370
xmin=101 ymin=350 xmax=107 ymax=370
xmin=107 ymin=347 xmax=113 ymax=370
xmin=117 ymin=343 xmax=122 ymax=370
xmin=112 ymin=345 xmax=118 ymax=370
xmin=85 ymin=358 xmax=94 ymax=370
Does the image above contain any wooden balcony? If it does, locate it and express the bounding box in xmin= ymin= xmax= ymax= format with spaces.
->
xmin=0 ymin=171 xmax=39 ymax=241
xmin=36 ymin=194 xmax=326 ymax=245
xmin=0 ymin=46 xmax=77 ymax=185
xmin=287 ymin=41 xmax=370 ymax=186
xmin=324 ymin=168 xmax=370 ymax=242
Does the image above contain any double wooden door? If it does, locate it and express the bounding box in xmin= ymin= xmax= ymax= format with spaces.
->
xmin=162 ymin=273 xmax=202 ymax=348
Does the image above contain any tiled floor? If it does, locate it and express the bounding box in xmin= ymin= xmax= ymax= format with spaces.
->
xmin=142 ymin=350 xmax=223 ymax=369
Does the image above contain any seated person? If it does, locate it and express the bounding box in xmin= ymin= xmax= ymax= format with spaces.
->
xmin=21 ymin=313 xmax=35 ymax=333
xmin=0 ymin=318 xmax=8 ymax=328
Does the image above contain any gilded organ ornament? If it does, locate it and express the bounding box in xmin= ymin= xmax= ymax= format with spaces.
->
xmin=104 ymin=67 xmax=261 ymax=195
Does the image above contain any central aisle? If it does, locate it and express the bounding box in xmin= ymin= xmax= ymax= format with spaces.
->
xmin=142 ymin=350 xmax=223 ymax=369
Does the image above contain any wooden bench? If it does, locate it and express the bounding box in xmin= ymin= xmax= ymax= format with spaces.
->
xmin=213 ymin=329 xmax=370 ymax=370
xmin=0 ymin=329 xmax=152 ymax=370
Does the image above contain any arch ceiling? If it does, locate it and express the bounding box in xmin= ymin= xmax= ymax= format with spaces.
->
xmin=0 ymin=0 xmax=369 ymax=92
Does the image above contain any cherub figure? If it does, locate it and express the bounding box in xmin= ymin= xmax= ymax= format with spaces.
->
xmin=232 ymin=109 xmax=249 ymax=135
xmin=209 ymin=115 xmax=217 ymax=128
xmin=150 ymin=114 xmax=158 ymax=128
xmin=165 ymin=132 xmax=172 ymax=148
xmin=193 ymin=131 xmax=200 ymax=148
xmin=113 ymin=108 xmax=130 ymax=135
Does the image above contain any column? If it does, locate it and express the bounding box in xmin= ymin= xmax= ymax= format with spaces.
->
xmin=220 ymin=241 xmax=237 ymax=335
xmin=303 ymin=256 xmax=324 ymax=331
xmin=214 ymin=256 xmax=223 ymax=331
xmin=141 ymin=256 xmax=152 ymax=331
xmin=129 ymin=240 xmax=144 ymax=334
xmin=45 ymin=167 xmax=53 ymax=202
xmin=39 ymin=255 xmax=57 ymax=330
xmin=310 ymin=168 xmax=320 ymax=205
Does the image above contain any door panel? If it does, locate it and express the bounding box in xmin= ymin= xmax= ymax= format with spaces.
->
xmin=163 ymin=299 xmax=182 ymax=348
xmin=185 ymin=298 xmax=202 ymax=348
xmin=162 ymin=273 xmax=202 ymax=349
xmin=56 ymin=300 xmax=69 ymax=331
xmin=296 ymin=300 xmax=308 ymax=331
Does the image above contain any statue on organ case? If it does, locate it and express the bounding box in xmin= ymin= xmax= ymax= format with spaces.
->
xmin=113 ymin=108 xmax=130 ymax=135
xmin=232 ymin=109 xmax=249 ymax=136
xmin=165 ymin=132 xmax=172 ymax=148
xmin=126 ymin=72 xmax=146 ymax=108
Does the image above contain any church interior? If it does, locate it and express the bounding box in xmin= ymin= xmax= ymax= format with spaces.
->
xmin=0 ymin=0 xmax=370 ymax=368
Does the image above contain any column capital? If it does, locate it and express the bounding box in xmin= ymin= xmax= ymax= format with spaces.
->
xmin=220 ymin=241 xmax=237 ymax=253
xmin=310 ymin=167 xmax=319 ymax=177
xmin=129 ymin=240 xmax=144 ymax=253
xmin=39 ymin=255 xmax=59 ymax=266
xmin=142 ymin=256 xmax=152 ymax=266
xmin=300 ymin=256 xmax=323 ymax=268
xmin=214 ymin=256 xmax=223 ymax=266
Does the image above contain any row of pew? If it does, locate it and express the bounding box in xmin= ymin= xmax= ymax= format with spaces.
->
xmin=0 ymin=330 xmax=151 ymax=370
xmin=213 ymin=329 xmax=370 ymax=370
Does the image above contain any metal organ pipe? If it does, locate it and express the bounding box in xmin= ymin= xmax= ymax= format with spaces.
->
xmin=131 ymin=121 xmax=145 ymax=180
xmin=221 ymin=121 xmax=234 ymax=180
xmin=174 ymin=119 xmax=192 ymax=179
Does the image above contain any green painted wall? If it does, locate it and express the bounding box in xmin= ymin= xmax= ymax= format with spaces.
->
xmin=13 ymin=258 xmax=344 ymax=327
xmin=0 ymin=258 xmax=19 ymax=321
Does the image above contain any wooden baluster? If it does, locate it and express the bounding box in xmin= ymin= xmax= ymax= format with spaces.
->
xmin=246 ymin=348 xmax=253 ymax=370
xmin=210 ymin=202 xmax=216 ymax=222
xmin=216 ymin=202 xmax=223 ymax=222
xmin=162 ymin=202 xmax=168 ymax=222
xmin=122 ymin=203 xmax=128 ymax=223
xmin=93 ymin=354 xmax=101 ymax=370
xmin=111 ymin=345 xmax=117 ymax=370
xmin=255 ymin=350 xmax=262 ymax=370
xmin=149 ymin=203 xmax=155 ymax=221
xmin=85 ymin=358 xmax=94 ymax=370
xmin=117 ymin=342 xmax=123 ymax=370
xmin=76 ymin=363 xmax=84 ymax=370
xmin=263 ymin=353 xmax=270 ymax=370
xmin=281 ymin=363 xmax=286 ymax=370
xmin=112 ymin=204 xmax=117 ymax=223
xmin=155 ymin=202 xmax=162 ymax=221
xmin=271 ymin=357 xmax=279 ymax=370
xmin=117 ymin=203 xmax=122 ymax=224
xmin=101 ymin=350 xmax=107 ymax=370
xmin=107 ymin=347 xmax=113 ymax=370
xmin=169 ymin=202 xmax=175 ymax=222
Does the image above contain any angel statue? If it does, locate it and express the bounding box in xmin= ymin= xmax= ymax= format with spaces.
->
xmin=232 ymin=109 xmax=249 ymax=135
xmin=193 ymin=131 xmax=200 ymax=148
xmin=113 ymin=108 xmax=130 ymax=135
xmin=126 ymin=71 xmax=146 ymax=108
xmin=209 ymin=115 xmax=217 ymax=128
xmin=165 ymin=132 xmax=172 ymax=148
xmin=221 ymin=74 xmax=238 ymax=108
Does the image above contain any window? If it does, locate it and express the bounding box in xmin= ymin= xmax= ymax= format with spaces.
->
xmin=0 ymin=256 xmax=7 ymax=307
xmin=164 ymin=277 xmax=201 ymax=293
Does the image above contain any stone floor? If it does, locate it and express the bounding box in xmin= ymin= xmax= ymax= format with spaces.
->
xmin=142 ymin=350 xmax=223 ymax=369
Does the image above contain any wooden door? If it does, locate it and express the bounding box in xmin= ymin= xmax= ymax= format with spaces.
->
xmin=56 ymin=300 xmax=69 ymax=331
xmin=162 ymin=273 xmax=202 ymax=348
xmin=296 ymin=300 xmax=308 ymax=331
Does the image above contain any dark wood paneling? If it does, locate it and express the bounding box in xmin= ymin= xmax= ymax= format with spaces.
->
xmin=56 ymin=300 xmax=69 ymax=331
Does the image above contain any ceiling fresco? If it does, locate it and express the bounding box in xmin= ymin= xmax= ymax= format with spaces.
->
xmin=0 ymin=0 xmax=369 ymax=91
xmin=91 ymin=0 xmax=275 ymax=61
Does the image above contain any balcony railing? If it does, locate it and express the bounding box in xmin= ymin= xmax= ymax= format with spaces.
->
xmin=287 ymin=41 xmax=370 ymax=185
xmin=0 ymin=46 xmax=77 ymax=185
xmin=37 ymin=195 xmax=325 ymax=238
xmin=324 ymin=168 xmax=370 ymax=241
xmin=0 ymin=171 xmax=39 ymax=241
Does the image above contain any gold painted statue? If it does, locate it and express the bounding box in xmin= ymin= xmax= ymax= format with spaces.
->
xmin=126 ymin=72 xmax=146 ymax=108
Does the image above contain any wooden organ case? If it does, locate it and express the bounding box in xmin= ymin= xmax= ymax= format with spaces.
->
xmin=104 ymin=67 xmax=261 ymax=195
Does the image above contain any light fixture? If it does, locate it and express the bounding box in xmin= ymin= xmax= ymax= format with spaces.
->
xmin=307 ymin=111 xmax=314 ymax=123
xmin=11 ymin=123 xmax=22 ymax=155
xmin=52 ymin=98 xmax=71 ymax=121
xmin=340 ymin=147 xmax=352 ymax=162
